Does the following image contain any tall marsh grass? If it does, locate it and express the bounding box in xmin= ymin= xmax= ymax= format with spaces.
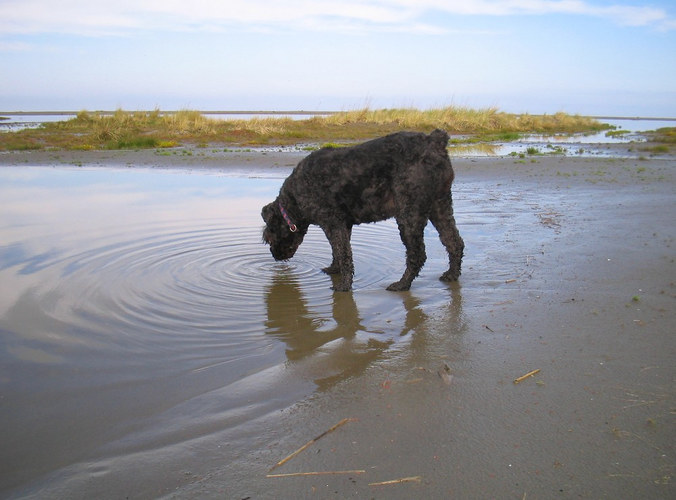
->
xmin=0 ymin=106 xmax=609 ymax=151
xmin=323 ymin=107 xmax=605 ymax=134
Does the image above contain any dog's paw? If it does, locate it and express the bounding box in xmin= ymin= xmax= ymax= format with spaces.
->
xmin=439 ymin=269 xmax=460 ymax=282
xmin=386 ymin=280 xmax=411 ymax=292
xmin=322 ymin=264 xmax=340 ymax=275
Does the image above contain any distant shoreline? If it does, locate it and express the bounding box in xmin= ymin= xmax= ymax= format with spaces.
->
xmin=0 ymin=110 xmax=338 ymax=117
xmin=1 ymin=111 xmax=676 ymax=121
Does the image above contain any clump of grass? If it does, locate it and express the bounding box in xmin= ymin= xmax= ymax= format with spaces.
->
xmin=163 ymin=110 xmax=218 ymax=135
xmin=651 ymin=127 xmax=676 ymax=143
xmin=643 ymin=144 xmax=670 ymax=154
xmin=488 ymin=132 xmax=522 ymax=141
xmin=606 ymin=129 xmax=630 ymax=138
xmin=639 ymin=127 xmax=675 ymax=155
xmin=322 ymin=106 xmax=504 ymax=131
xmin=109 ymin=136 xmax=159 ymax=150
xmin=321 ymin=107 xmax=604 ymax=135
xmin=5 ymin=141 xmax=43 ymax=151
xmin=546 ymin=144 xmax=566 ymax=154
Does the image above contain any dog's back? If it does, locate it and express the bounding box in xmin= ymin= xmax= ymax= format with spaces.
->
xmin=289 ymin=129 xmax=452 ymax=197
xmin=303 ymin=129 xmax=449 ymax=168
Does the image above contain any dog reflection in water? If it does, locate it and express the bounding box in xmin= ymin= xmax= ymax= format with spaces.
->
xmin=264 ymin=270 xmax=426 ymax=391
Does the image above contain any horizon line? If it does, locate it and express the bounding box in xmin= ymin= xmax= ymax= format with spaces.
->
xmin=1 ymin=110 xmax=675 ymax=121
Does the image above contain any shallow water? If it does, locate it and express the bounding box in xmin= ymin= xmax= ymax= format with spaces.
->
xmin=0 ymin=166 xmax=492 ymax=494
xmin=448 ymin=118 xmax=676 ymax=158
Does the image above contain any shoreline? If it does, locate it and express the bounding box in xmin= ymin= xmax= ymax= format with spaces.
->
xmin=0 ymin=139 xmax=673 ymax=172
xmin=2 ymin=147 xmax=674 ymax=196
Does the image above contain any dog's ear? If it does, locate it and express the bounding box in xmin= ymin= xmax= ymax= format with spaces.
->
xmin=261 ymin=202 xmax=275 ymax=224
xmin=429 ymin=129 xmax=449 ymax=149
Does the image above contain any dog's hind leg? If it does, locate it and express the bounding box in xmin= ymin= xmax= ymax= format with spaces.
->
xmin=429 ymin=196 xmax=464 ymax=282
xmin=321 ymin=225 xmax=354 ymax=291
xmin=387 ymin=215 xmax=427 ymax=291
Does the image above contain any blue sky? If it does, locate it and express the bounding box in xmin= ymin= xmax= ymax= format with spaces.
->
xmin=1 ymin=0 xmax=675 ymax=116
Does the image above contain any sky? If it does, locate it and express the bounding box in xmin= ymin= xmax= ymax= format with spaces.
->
xmin=1 ymin=0 xmax=675 ymax=116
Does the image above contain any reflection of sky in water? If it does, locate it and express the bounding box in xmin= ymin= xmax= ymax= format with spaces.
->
xmin=1 ymin=166 xmax=280 ymax=195
xmin=0 ymin=167 xmax=280 ymax=235
xmin=0 ymin=166 xmax=455 ymax=365
xmin=0 ymin=168 xmax=282 ymax=317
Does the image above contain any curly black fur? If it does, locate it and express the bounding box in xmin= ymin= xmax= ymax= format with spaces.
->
xmin=262 ymin=129 xmax=464 ymax=291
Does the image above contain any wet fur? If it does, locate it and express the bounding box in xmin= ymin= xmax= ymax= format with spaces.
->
xmin=262 ymin=129 xmax=464 ymax=291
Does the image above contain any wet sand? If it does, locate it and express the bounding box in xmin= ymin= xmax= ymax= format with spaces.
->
xmin=1 ymin=149 xmax=675 ymax=498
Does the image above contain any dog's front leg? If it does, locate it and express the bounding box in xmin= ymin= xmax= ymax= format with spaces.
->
xmin=321 ymin=225 xmax=354 ymax=291
xmin=322 ymin=226 xmax=353 ymax=275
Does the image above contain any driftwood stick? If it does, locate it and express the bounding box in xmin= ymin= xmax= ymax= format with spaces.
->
xmin=369 ymin=475 xmax=422 ymax=486
xmin=514 ymin=369 xmax=540 ymax=384
xmin=269 ymin=418 xmax=356 ymax=471
xmin=267 ymin=470 xmax=366 ymax=478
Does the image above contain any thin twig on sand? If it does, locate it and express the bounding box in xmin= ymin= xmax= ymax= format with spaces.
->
xmin=369 ymin=476 xmax=422 ymax=486
xmin=267 ymin=470 xmax=365 ymax=478
xmin=513 ymin=369 xmax=540 ymax=384
xmin=269 ymin=418 xmax=356 ymax=471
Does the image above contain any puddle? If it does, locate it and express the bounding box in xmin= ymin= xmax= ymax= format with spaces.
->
xmin=1 ymin=166 xmax=510 ymax=494
xmin=448 ymin=118 xmax=676 ymax=158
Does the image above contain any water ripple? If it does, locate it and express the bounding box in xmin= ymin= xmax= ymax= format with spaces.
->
xmin=20 ymin=218 xmax=409 ymax=353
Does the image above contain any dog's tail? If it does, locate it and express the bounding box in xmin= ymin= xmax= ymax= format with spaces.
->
xmin=429 ymin=129 xmax=450 ymax=150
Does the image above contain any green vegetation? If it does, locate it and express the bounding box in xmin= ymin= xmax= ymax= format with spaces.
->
xmin=0 ymin=106 xmax=611 ymax=151
xmin=605 ymin=129 xmax=631 ymax=138
xmin=645 ymin=145 xmax=670 ymax=154
xmin=648 ymin=127 xmax=676 ymax=146
xmin=488 ymin=132 xmax=522 ymax=141
xmin=640 ymin=127 xmax=675 ymax=155
xmin=545 ymin=144 xmax=566 ymax=154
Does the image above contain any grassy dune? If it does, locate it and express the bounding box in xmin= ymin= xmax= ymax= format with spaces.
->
xmin=0 ymin=107 xmax=610 ymax=151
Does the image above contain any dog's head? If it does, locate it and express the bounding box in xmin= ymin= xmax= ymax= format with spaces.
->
xmin=261 ymin=200 xmax=306 ymax=261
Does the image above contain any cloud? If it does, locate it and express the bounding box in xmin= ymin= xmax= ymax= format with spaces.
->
xmin=0 ymin=0 xmax=142 ymax=36
xmin=0 ymin=0 xmax=673 ymax=36
xmin=397 ymin=1 xmax=672 ymax=28
xmin=0 ymin=41 xmax=33 ymax=52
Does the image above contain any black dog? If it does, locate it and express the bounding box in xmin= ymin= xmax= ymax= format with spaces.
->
xmin=262 ymin=129 xmax=464 ymax=291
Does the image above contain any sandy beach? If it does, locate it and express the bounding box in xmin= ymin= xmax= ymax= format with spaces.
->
xmin=1 ymin=148 xmax=674 ymax=498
